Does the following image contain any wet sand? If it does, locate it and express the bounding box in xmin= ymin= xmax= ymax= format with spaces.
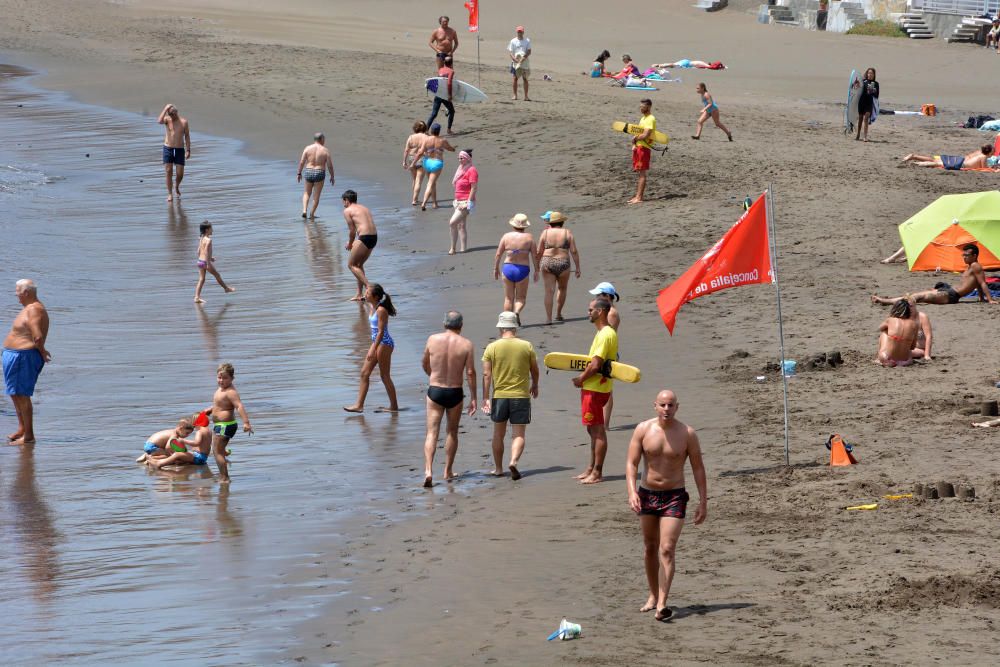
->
xmin=3 ymin=0 xmax=1000 ymax=664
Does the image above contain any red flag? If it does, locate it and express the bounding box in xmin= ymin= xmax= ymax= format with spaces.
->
xmin=464 ymin=0 xmax=479 ymax=32
xmin=656 ymin=193 xmax=773 ymax=334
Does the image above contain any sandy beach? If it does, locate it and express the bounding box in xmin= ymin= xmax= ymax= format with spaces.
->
xmin=4 ymin=0 xmax=1000 ymax=664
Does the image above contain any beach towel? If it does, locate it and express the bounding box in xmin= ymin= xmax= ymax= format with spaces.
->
xmin=962 ymin=284 xmax=1000 ymax=301
xmin=977 ymin=119 xmax=1000 ymax=132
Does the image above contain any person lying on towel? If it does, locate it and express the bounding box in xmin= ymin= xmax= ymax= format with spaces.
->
xmin=900 ymin=144 xmax=993 ymax=170
xmin=650 ymin=60 xmax=725 ymax=70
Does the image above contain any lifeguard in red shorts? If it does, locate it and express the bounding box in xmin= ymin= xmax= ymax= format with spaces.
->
xmin=628 ymin=98 xmax=655 ymax=205
xmin=571 ymin=298 xmax=618 ymax=483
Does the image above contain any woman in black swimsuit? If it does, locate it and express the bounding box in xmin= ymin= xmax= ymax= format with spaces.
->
xmin=856 ymin=67 xmax=878 ymax=143
xmin=534 ymin=211 xmax=581 ymax=324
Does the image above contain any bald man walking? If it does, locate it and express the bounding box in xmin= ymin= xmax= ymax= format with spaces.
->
xmin=3 ymin=279 xmax=51 ymax=445
xmin=626 ymin=390 xmax=707 ymax=622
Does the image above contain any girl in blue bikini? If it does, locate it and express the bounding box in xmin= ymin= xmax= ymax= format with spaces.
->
xmin=692 ymin=82 xmax=732 ymax=142
xmin=344 ymin=283 xmax=399 ymax=413
xmin=413 ymin=123 xmax=455 ymax=211
xmin=493 ymin=214 xmax=538 ymax=323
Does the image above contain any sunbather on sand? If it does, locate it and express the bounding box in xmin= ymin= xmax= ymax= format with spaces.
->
xmin=651 ymin=60 xmax=725 ymax=70
xmin=872 ymin=243 xmax=995 ymax=305
xmin=900 ymin=144 xmax=993 ymax=170
xmin=610 ymin=54 xmax=639 ymax=80
xmin=875 ymin=299 xmax=918 ymax=367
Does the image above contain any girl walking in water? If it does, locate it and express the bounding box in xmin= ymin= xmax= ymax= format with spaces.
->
xmin=691 ymin=82 xmax=732 ymax=142
xmin=344 ymin=283 xmax=399 ymax=413
xmin=412 ymin=123 xmax=455 ymax=211
xmin=194 ymin=221 xmax=235 ymax=303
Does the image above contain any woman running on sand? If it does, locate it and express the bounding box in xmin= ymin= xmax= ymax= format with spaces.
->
xmin=344 ymin=283 xmax=399 ymax=413
xmin=412 ymin=123 xmax=455 ymax=210
xmin=691 ymin=82 xmax=732 ymax=142
xmin=535 ymin=211 xmax=580 ymax=324
xmin=402 ymin=120 xmax=428 ymax=206
xmin=494 ymin=214 xmax=538 ymax=323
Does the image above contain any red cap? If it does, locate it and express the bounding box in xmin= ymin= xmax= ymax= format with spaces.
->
xmin=515 ymin=25 xmax=525 ymax=32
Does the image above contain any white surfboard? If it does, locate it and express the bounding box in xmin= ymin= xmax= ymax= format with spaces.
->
xmin=845 ymin=69 xmax=860 ymax=134
xmin=426 ymin=77 xmax=488 ymax=104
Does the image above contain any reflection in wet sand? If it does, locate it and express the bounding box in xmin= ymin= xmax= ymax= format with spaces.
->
xmin=166 ymin=201 xmax=191 ymax=258
xmin=302 ymin=220 xmax=340 ymax=297
xmin=10 ymin=447 xmax=60 ymax=604
xmin=195 ymin=301 xmax=230 ymax=363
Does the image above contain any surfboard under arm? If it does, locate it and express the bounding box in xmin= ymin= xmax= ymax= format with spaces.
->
xmin=543 ymin=352 xmax=641 ymax=383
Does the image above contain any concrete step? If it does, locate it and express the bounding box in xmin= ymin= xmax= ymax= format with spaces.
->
xmin=909 ymin=33 xmax=934 ymax=39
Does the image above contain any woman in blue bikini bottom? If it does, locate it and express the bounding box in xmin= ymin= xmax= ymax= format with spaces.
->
xmin=494 ymin=214 xmax=536 ymax=322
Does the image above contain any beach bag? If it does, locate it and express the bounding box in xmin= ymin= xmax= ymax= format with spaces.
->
xmin=964 ymin=115 xmax=995 ymax=129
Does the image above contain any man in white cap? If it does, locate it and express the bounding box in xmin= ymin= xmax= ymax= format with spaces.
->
xmin=481 ymin=311 xmax=539 ymax=480
xmin=508 ymin=26 xmax=532 ymax=101
xmin=589 ymin=282 xmax=621 ymax=426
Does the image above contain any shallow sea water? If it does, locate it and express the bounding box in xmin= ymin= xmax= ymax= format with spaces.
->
xmin=0 ymin=64 xmax=467 ymax=665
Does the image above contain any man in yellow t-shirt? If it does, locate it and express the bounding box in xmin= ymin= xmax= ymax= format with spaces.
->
xmin=572 ymin=299 xmax=619 ymax=484
xmin=628 ymin=98 xmax=656 ymax=205
xmin=482 ymin=311 xmax=539 ymax=480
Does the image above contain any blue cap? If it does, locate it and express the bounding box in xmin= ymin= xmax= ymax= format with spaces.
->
xmin=540 ymin=210 xmax=553 ymax=221
xmin=430 ymin=122 xmax=442 ymax=132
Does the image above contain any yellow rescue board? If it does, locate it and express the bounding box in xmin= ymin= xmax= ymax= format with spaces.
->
xmin=611 ymin=120 xmax=669 ymax=146
xmin=543 ymin=352 xmax=641 ymax=383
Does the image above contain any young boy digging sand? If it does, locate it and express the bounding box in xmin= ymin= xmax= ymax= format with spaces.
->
xmin=146 ymin=412 xmax=212 ymax=469
xmin=136 ymin=417 xmax=195 ymax=463
xmin=206 ymin=363 xmax=253 ymax=483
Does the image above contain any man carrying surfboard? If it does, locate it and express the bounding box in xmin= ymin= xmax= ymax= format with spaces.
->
xmin=628 ymin=99 xmax=656 ymax=205
xmin=571 ymin=299 xmax=618 ymax=484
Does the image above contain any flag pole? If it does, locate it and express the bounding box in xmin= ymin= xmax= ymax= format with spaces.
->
xmin=765 ymin=185 xmax=791 ymax=466
xmin=477 ymin=33 xmax=481 ymax=89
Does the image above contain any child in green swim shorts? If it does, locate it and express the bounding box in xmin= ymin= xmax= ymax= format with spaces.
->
xmin=205 ymin=362 xmax=254 ymax=484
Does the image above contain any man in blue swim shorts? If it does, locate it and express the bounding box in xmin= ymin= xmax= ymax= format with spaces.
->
xmin=3 ymin=279 xmax=51 ymax=446
xmin=157 ymin=103 xmax=191 ymax=202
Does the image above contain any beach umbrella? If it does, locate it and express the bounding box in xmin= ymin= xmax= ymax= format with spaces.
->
xmin=899 ymin=191 xmax=1000 ymax=272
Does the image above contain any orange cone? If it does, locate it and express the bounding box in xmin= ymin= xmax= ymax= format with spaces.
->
xmin=829 ymin=434 xmax=858 ymax=466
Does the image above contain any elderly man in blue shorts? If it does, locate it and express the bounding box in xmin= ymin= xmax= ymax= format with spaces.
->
xmin=3 ymin=279 xmax=51 ymax=445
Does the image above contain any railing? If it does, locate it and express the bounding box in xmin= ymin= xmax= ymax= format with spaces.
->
xmin=918 ymin=0 xmax=998 ymax=15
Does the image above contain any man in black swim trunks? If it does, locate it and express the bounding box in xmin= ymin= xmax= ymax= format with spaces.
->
xmin=342 ymin=190 xmax=378 ymax=301
xmin=626 ymin=389 xmax=707 ymax=622
xmin=421 ymin=311 xmax=477 ymax=487
xmin=872 ymin=243 xmax=995 ymax=306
